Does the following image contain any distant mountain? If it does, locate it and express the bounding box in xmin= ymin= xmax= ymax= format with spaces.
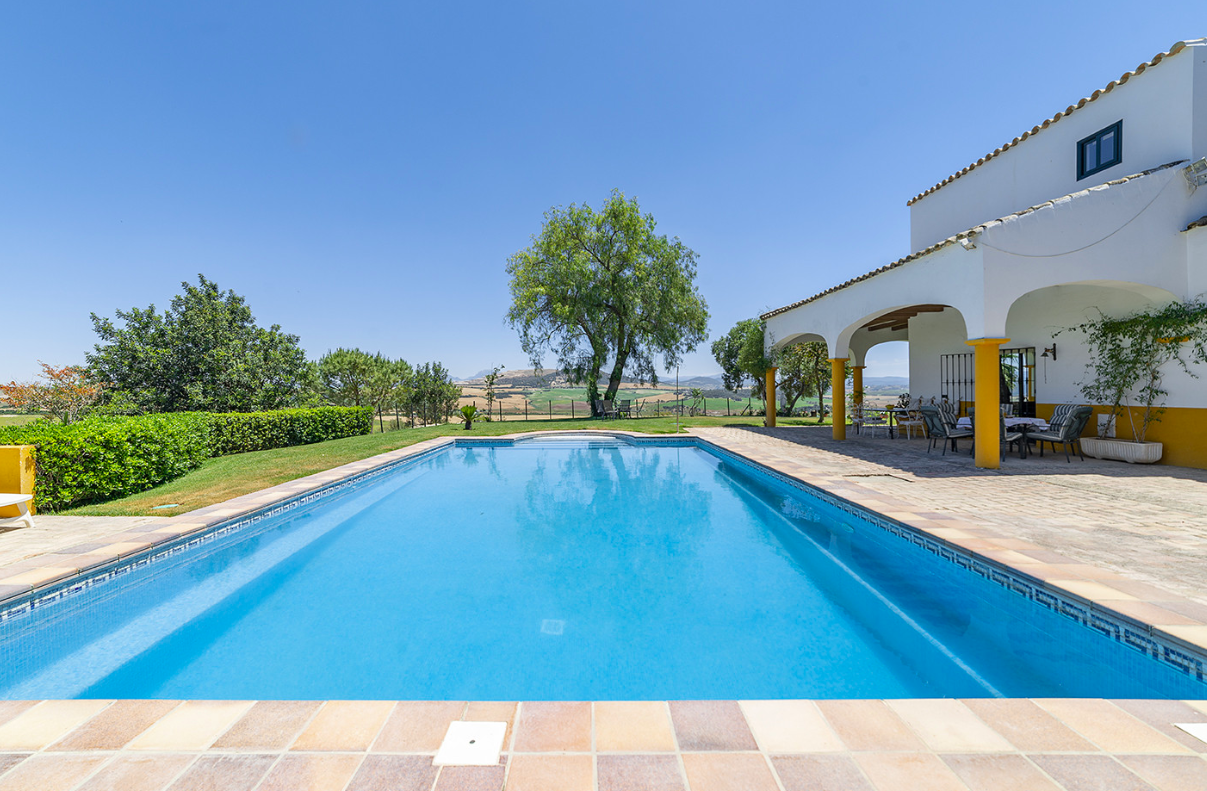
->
xmin=864 ymin=376 xmax=909 ymax=388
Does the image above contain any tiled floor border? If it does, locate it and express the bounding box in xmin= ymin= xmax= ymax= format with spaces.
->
xmin=2 ymin=428 xmax=1206 ymax=689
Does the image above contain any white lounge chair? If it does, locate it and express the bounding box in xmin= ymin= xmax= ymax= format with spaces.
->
xmin=0 ymin=494 xmax=35 ymax=529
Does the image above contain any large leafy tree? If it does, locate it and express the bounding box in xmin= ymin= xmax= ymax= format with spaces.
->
xmin=777 ymin=341 xmax=834 ymax=418
xmin=88 ymin=275 xmax=311 ymax=413
xmin=316 ymin=348 xmax=413 ymax=431
xmin=712 ymin=318 xmax=764 ymax=393
xmin=506 ymin=191 xmax=710 ymax=402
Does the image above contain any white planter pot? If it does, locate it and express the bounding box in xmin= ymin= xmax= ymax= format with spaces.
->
xmin=1080 ymin=437 xmax=1164 ymax=464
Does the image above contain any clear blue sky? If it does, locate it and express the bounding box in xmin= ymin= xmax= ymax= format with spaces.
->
xmin=2 ymin=2 xmax=1201 ymax=382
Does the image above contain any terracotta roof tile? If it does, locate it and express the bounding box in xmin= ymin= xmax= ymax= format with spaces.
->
xmin=906 ymin=39 xmax=1203 ymax=207
xmin=1187 ymin=215 xmax=1207 ymax=232
xmin=762 ymin=161 xmax=1186 ymax=320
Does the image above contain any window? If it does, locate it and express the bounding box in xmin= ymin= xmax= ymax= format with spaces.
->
xmin=1077 ymin=120 xmax=1122 ymax=180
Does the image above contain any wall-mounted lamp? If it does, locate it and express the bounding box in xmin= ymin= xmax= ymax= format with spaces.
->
xmin=1040 ymin=343 xmax=1057 ymax=361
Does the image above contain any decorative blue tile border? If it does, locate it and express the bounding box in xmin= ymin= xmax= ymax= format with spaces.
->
xmin=692 ymin=436 xmax=1207 ymax=686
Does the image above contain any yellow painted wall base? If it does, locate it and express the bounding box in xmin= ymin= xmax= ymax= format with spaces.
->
xmin=1034 ymin=404 xmax=1207 ymax=469
xmin=765 ymin=367 xmax=778 ymax=428
xmin=830 ymin=359 xmax=847 ymax=441
xmin=0 ymin=445 xmax=36 ymax=516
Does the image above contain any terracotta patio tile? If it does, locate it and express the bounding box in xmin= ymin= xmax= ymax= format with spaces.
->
xmin=739 ymin=700 xmax=844 ymax=753
xmin=1052 ymin=580 xmax=1140 ymax=601
xmin=669 ymin=701 xmax=757 ymax=751
xmin=513 ymin=702 xmax=591 ymax=753
xmin=886 ymin=699 xmax=1013 ymax=752
xmin=815 ymin=700 xmax=924 ymax=752
xmin=76 ymin=754 xmax=196 ymax=791
xmin=0 ymin=699 xmax=111 ymax=750
xmin=854 ymin=752 xmax=968 ymax=791
xmin=464 ymin=702 xmax=517 ymax=749
xmin=0 ymin=586 xmax=31 ymax=602
xmin=1103 ymin=601 xmax=1204 ymax=626
xmin=0 ymin=756 xmax=25 ymax=778
xmin=942 ymin=754 xmax=1062 ymax=791
xmin=0 ymin=754 xmax=108 ymax=791
xmin=346 ymin=755 xmax=439 ymax=791
xmin=211 ymin=700 xmax=321 ymax=751
xmin=0 ymin=567 xmax=76 ymax=587
xmin=1035 ymin=699 xmax=1191 ymax=753
xmin=1186 ymin=701 xmax=1207 ymax=716
xmin=433 ymin=764 xmax=505 ymax=790
xmin=0 ymin=702 xmax=36 ymax=729
xmin=1113 ymin=700 xmax=1207 ymax=753
xmin=770 ymin=755 xmax=872 ymax=791
xmin=291 ymin=701 xmax=395 ymax=752
xmin=681 ymin=753 xmax=778 ymax=791
xmin=1029 ymin=754 xmax=1154 ymax=791
xmin=257 ymin=754 xmax=363 ymax=791
xmin=595 ymin=702 xmax=676 ymax=752
xmin=1156 ymin=599 xmax=1207 ymax=624
xmin=506 ymin=755 xmax=593 ymax=791
xmin=1116 ymin=754 xmax=1207 ymax=791
xmin=127 ymin=701 xmax=254 ymax=751
xmin=962 ymin=698 xmax=1096 ymax=752
xmin=597 ymin=754 xmax=683 ymax=791
xmin=50 ymin=700 xmax=180 ymax=751
xmin=373 ymin=701 xmax=466 ymax=752
xmin=166 ymin=754 xmax=275 ymax=791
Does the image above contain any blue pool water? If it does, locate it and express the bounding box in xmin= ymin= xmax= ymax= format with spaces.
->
xmin=0 ymin=437 xmax=1202 ymax=700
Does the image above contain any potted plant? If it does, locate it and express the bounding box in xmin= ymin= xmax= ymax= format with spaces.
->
xmin=459 ymin=404 xmax=480 ymax=430
xmin=1067 ymin=300 xmax=1207 ymax=463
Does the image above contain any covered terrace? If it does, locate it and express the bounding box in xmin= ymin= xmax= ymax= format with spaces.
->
xmin=762 ymin=161 xmax=1207 ymax=468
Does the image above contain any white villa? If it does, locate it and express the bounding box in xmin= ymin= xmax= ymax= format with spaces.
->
xmin=763 ymin=38 xmax=1207 ymax=469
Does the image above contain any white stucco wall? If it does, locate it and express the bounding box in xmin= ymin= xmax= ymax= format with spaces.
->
xmin=903 ymin=285 xmax=1207 ymax=409
xmin=905 ymin=309 xmax=972 ymax=400
xmin=909 ymin=42 xmax=1206 ymax=250
xmin=1188 ymin=225 xmax=1207 ymax=297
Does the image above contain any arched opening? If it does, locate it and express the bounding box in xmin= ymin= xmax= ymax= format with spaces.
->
xmin=1004 ymin=281 xmax=1181 ymax=422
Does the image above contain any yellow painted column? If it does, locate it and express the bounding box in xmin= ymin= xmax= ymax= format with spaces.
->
xmin=966 ymin=338 xmax=1009 ymax=469
xmin=852 ymin=366 xmax=865 ymax=408
xmin=0 ymin=445 xmax=36 ymax=516
xmin=830 ymin=358 xmax=848 ymax=440
xmin=765 ymin=367 xmax=778 ymax=427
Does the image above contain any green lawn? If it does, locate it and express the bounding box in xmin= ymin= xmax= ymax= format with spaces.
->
xmin=0 ymin=414 xmax=42 ymax=426
xmin=64 ymin=415 xmax=828 ymax=517
xmin=524 ymin=387 xmax=671 ymax=407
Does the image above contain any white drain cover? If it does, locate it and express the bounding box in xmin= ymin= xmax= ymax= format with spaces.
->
xmin=1176 ymin=723 xmax=1207 ymax=745
xmin=433 ymin=721 xmax=507 ymax=766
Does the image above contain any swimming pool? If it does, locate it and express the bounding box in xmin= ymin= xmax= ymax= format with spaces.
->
xmin=0 ymin=434 xmax=1203 ymax=700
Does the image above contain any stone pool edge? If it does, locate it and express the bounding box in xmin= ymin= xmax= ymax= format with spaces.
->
xmin=0 ymin=428 xmax=1205 ymax=678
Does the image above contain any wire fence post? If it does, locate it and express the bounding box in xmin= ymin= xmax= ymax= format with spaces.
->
xmin=727 ymin=398 xmax=730 ymax=416
xmin=525 ymin=399 xmax=528 ymax=420
xmin=571 ymin=400 xmax=575 ymax=419
xmin=549 ymin=401 xmax=552 ymax=420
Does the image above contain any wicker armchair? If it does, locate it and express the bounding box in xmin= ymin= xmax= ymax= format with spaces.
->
xmin=920 ymin=406 xmax=974 ymax=455
xmin=1029 ymin=405 xmax=1093 ymax=461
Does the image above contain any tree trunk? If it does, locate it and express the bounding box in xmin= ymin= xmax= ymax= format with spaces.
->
xmin=604 ymin=347 xmax=630 ymax=402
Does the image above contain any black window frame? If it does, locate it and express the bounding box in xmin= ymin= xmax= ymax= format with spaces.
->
xmin=1077 ymin=120 xmax=1123 ymax=180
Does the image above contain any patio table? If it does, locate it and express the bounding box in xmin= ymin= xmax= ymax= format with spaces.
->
xmin=957 ymin=417 xmax=1050 ymax=458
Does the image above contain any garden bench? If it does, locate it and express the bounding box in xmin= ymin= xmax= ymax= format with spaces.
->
xmin=0 ymin=494 xmax=35 ymax=529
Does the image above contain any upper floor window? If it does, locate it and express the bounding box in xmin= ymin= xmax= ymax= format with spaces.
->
xmin=1077 ymin=121 xmax=1122 ymax=180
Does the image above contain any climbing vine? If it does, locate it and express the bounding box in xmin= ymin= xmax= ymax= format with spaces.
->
xmin=1064 ymin=299 xmax=1207 ymax=442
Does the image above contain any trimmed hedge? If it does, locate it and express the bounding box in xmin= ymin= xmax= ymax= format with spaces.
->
xmin=0 ymin=406 xmax=372 ymax=512
xmin=0 ymin=414 xmax=213 ymax=512
xmin=208 ymin=406 xmax=373 ymax=455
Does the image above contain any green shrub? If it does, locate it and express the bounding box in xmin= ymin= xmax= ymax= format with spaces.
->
xmin=0 ymin=406 xmax=371 ymax=512
xmin=207 ymin=406 xmax=372 ymax=455
xmin=0 ymin=414 xmax=213 ymax=512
